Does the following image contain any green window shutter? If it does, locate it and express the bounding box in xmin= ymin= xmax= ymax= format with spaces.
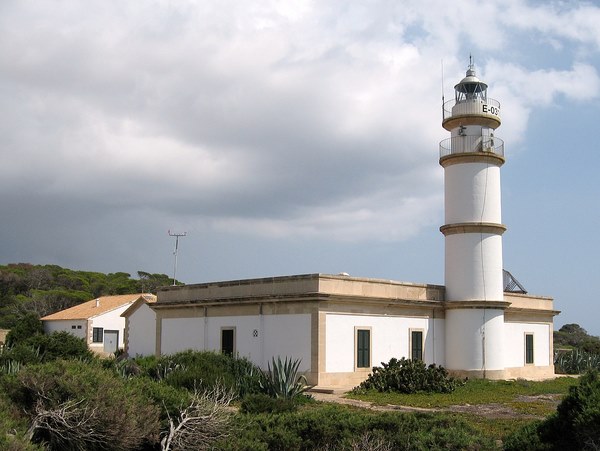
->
xmin=221 ymin=329 xmax=235 ymax=356
xmin=525 ymin=334 xmax=534 ymax=364
xmin=357 ymin=329 xmax=370 ymax=368
xmin=411 ymin=331 xmax=423 ymax=361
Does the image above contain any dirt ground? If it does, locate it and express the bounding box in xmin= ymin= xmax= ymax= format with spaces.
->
xmin=309 ymin=391 xmax=562 ymax=419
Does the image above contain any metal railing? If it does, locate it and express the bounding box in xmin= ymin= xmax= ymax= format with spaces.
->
xmin=439 ymin=135 xmax=504 ymax=159
xmin=442 ymin=98 xmax=501 ymax=121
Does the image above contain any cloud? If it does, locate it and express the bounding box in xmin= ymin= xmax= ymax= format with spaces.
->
xmin=0 ymin=0 xmax=599 ymax=254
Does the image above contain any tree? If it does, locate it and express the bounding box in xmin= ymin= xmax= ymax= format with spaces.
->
xmin=5 ymin=312 xmax=43 ymax=347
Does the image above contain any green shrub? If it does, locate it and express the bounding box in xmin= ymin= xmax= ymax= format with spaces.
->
xmin=505 ymin=369 xmax=600 ymax=450
xmin=25 ymin=331 xmax=94 ymax=362
xmin=0 ymin=390 xmax=42 ymax=450
xmin=219 ymin=403 xmax=496 ymax=450
xmin=0 ymin=344 xmax=42 ymax=369
xmin=5 ymin=313 xmax=44 ymax=347
xmin=240 ymin=393 xmax=299 ymax=414
xmin=137 ymin=350 xmax=262 ymax=398
xmin=259 ymin=356 xmax=311 ymax=400
xmin=8 ymin=360 xmax=161 ymax=450
xmin=554 ymin=348 xmax=600 ymax=374
xmin=503 ymin=421 xmax=545 ymax=451
xmin=352 ymin=357 xmax=463 ymax=394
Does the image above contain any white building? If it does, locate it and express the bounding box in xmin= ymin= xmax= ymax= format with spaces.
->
xmin=41 ymin=293 xmax=156 ymax=355
xmin=121 ymin=295 xmax=157 ymax=357
xmin=139 ymin=63 xmax=558 ymax=388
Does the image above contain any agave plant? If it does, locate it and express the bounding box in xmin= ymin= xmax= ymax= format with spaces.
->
xmin=259 ymin=356 xmax=311 ymax=399
xmin=555 ymin=349 xmax=600 ymax=374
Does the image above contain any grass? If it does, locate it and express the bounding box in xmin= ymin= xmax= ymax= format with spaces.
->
xmin=345 ymin=377 xmax=578 ymax=443
xmin=346 ymin=377 xmax=576 ymax=411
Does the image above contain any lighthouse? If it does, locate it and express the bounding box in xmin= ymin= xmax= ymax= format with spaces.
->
xmin=440 ymin=59 xmax=508 ymax=378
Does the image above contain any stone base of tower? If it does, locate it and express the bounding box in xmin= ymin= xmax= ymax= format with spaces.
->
xmin=449 ymin=365 xmax=556 ymax=381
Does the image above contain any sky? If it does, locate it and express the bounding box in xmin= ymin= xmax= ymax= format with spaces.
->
xmin=1 ymin=0 xmax=599 ymax=335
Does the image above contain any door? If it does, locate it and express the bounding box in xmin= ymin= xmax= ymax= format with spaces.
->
xmin=103 ymin=330 xmax=119 ymax=354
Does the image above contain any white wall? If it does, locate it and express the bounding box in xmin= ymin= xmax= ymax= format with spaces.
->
xmin=504 ymin=322 xmax=551 ymax=367
xmin=263 ymin=314 xmax=311 ymax=371
xmin=325 ymin=314 xmax=444 ymax=373
xmin=90 ymin=304 xmax=132 ymax=350
xmin=445 ymin=308 xmax=505 ymax=371
xmin=445 ymin=163 xmax=502 ymax=224
xmin=160 ymin=314 xmax=312 ymax=371
xmin=126 ymin=303 xmax=156 ymax=357
xmin=43 ymin=320 xmax=87 ymax=340
xmin=445 ymin=233 xmax=504 ymax=301
xmin=161 ymin=317 xmax=205 ymax=355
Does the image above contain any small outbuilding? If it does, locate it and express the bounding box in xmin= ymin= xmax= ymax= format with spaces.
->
xmin=41 ymin=293 xmax=156 ymax=356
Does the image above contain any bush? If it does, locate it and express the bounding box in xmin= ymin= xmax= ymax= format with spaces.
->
xmin=24 ymin=331 xmax=94 ymax=362
xmin=0 ymin=391 xmax=42 ymax=450
xmin=505 ymin=369 xmax=600 ymax=450
xmin=137 ymin=350 xmax=262 ymax=398
xmin=352 ymin=357 xmax=463 ymax=394
xmin=219 ymin=403 xmax=496 ymax=450
xmin=240 ymin=393 xmax=299 ymax=414
xmin=5 ymin=313 xmax=44 ymax=347
xmin=1 ymin=332 xmax=94 ymax=370
xmin=554 ymin=348 xmax=600 ymax=374
xmin=8 ymin=360 xmax=161 ymax=450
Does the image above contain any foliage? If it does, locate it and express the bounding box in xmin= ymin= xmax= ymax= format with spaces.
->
xmin=259 ymin=356 xmax=311 ymax=400
xmin=0 ymin=263 xmax=179 ymax=329
xmin=554 ymin=323 xmax=600 ymax=354
xmin=505 ymin=370 xmax=600 ymax=450
xmin=554 ymin=348 xmax=600 ymax=374
xmin=136 ymin=351 xmax=262 ymax=399
xmin=6 ymin=359 xmax=161 ymax=451
xmin=348 ymin=377 xmax=575 ymax=416
xmin=1 ymin=332 xmax=94 ymax=369
xmin=161 ymin=384 xmax=235 ymax=451
xmin=240 ymin=393 xmax=301 ymax=414
xmin=352 ymin=357 xmax=463 ymax=394
xmin=0 ymin=390 xmax=42 ymax=450
xmin=5 ymin=312 xmax=44 ymax=347
xmin=217 ymin=403 xmax=497 ymax=450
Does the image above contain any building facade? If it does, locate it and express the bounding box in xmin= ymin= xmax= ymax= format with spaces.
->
xmin=140 ymin=63 xmax=558 ymax=388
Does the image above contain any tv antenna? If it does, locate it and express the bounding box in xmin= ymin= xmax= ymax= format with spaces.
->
xmin=168 ymin=230 xmax=186 ymax=286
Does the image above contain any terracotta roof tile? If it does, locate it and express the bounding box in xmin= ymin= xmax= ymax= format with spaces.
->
xmin=41 ymin=294 xmax=156 ymax=321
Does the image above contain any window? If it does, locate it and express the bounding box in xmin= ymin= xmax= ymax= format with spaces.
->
xmin=411 ymin=330 xmax=424 ymax=361
xmin=77 ymin=325 xmax=82 ymax=329
xmin=93 ymin=327 xmax=104 ymax=343
xmin=355 ymin=328 xmax=371 ymax=369
xmin=71 ymin=325 xmax=76 ymax=329
xmin=221 ymin=328 xmax=235 ymax=356
xmin=525 ymin=333 xmax=534 ymax=364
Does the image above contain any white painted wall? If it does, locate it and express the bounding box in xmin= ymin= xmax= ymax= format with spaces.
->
xmin=43 ymin=320 xmax=87 ymax=340
xmin=89 ymin=304 xmax=133 ymax=350
xmin=263 ymin=314 xmax=311 ymax=372
xmin=161 ymin=317 xmax=205 ymax=355
xmin=160 ymin=314 xmax=312 ymax=371
xmin=445 ymin=308 xmax=504 ymax=371
xmin=504 ymin=322 xmax=551 ymax=367
xmin=325 ymin=314 xmax=444 ymax=373
xmin=445 ymin=163 xmax=502 ymax=224
xmin=126 ymin=303 xmax=156 ymax=357
xmin=445 ymin=233 xmax=504 ymax=301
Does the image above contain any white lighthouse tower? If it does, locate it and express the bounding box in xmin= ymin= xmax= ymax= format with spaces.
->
xmin=440 ymin=59 xmax=508 ymax=378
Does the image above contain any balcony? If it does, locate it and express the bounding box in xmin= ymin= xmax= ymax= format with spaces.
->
xmin=442 ymin=98 xmax=501 ymax=122
xmin=439 ymin=135 xmax=504 ymax=159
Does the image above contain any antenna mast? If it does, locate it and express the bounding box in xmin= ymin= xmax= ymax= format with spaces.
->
xmin=168 ymin=230 xmax=187 ymax=286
